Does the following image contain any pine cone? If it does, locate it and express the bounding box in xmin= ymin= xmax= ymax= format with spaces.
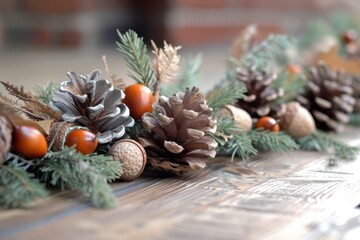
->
xmin=235 ymin=65 xmax=285 ymax=120
xmin=138 ymin=87 xmax=217 ymax=174
xmin=50 ymin=70 xmax=134 ymax=144
xmin=0 ymin=116 xmax=11 ymax=165
xmin=351 ymin=76 xmax=360 ymax=113
xmin=297 ymin=63 xmax=355 ymax=132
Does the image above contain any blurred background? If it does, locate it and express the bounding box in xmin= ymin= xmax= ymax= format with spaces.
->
xmin=0 ymin=0 xmax=359 ymax=90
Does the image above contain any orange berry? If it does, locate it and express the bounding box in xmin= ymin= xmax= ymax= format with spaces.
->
xmin=256 ymin=116 xmax=280 ymax=132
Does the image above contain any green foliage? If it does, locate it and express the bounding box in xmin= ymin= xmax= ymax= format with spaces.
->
xmin=247 ymin=129 xmax=299 ymax=152
xmin=34 ymin=82 xmax=58 ymax=104
xmin=211 ymin=118 xmax=257 ymax=160
xmin=241 ymin=34 xmax=294 ymax=70
xmin=349 ymin=113 xmax=360 ymax=126
xmin=299 ymin=19 xmax=336 ymax=50
xmin=0 ymin=162 xmax=48 ymax=208
xmin=37 ymin=147 xmax=121 ymax=208
xmin=272 ymin=71 xmax=305 ymax=104
xmin=161 ymin=54 xmax=202 ymax=96
xmin=206 ymin=81 xmax=246 ymax=112
xmin=116 ymin=29 xmax=155 ymax=88
xmin=297 ymin=131 xmax=359 ymax=160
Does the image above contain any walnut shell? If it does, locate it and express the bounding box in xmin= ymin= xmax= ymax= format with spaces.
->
xmin=280 ymin=102 xmax=316 ymax=138
xmin=109 ymin=139 xmax=147 ymax=181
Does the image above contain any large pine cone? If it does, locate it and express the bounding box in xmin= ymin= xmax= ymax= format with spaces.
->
xmin=50 ymin=70 xmax=134 ymax=144
xmin=0 ymin=116 xmax=11 ymax=165
xmin=297 ymin=63 xmax=355 ymax=132
xmin=235 ymin=65 xmax=285 ymax=120
xmin=138 ymin=87 xmax=218 ymax=174
xmin=351 ymin=76 xmax=360 ymax=113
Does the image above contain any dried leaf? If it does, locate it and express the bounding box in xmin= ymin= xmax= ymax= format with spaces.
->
xmin=230 ymin=24 xmax=258 ymax=60
xmin=152 ymin=40 xmax=181 ymax=101
xmin=102 ymin=55 xmax=127 ymax=91
xmin=314 ymin=46 xmax=360 ymax=75
xmin=0 ymin=81 xmax=61 ymax=121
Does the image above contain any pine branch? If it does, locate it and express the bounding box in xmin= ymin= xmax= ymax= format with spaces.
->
xmin=211 ymin=118 xmax=257 ymax=160
xmin=116 ymin=30 xmax=155 ymax=89
xmin=349 ymin=113 xmax=360 ymax=126
xmin=297 ymin=131 xmax=359 ymax=160
xmin=272 ymin=71 xmax=305 ymax=104
xmin=247 ymin=129 xmax=299 ymax=152
xmin=160 ymin=54 xmax=202 ymax=96
xmin=206 ymin=81 xmax=246 ymax=111
xmin=242 ymin=34 xmax=294 ymax=70
xmin=0 ymin=163 xmax=48 ymax=208
xmin=34 ymin=82 xmax=58 ymax=104
xmin=36 ymin=147 xmax=121 ymax=208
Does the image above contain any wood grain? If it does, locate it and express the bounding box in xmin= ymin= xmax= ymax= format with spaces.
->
xmin=1 ymin=127 xmax=360 ymax=240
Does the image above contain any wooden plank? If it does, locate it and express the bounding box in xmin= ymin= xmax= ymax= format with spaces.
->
xmin=1 ymin=127 xmax=360 ymax=239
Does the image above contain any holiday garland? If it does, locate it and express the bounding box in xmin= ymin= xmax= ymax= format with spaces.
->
xmin=1 ymin=15 xmax=360 ymax=208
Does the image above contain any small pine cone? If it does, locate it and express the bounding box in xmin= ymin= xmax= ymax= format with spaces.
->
xmin=0 ymin=116 xmax=12 ymax=165
xmin=138 ymin=87 xmax=218 ymax=175
xmin=236 ymin=65 xmax=285 ymax=120
xmin=50 ymin=69 xmax=134 ymax=144
xmin=351 ymin=76 xmax=360 ymax=113
xmin=297 ymin=63 xmax=355 ymax=132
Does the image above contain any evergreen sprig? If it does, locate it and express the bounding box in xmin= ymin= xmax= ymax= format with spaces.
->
xmin=161 ymin=54 xmax=202 ymax=96
xmin=349 ymin=113 xmax=360 ymax=126
xmin=206 ymin=81 xmax=246 ymax=112
xmin=34 ymin=82 xmax=58 ymax=104
xmin=272 ymin=71 xmax=305 ymax=104
xmin=297 ymin=131 xmax=359 ymax=160
xmin=211 ymin=118 xmax=257 ymax=160
xmin=242 ymin=34 xmax=294 ymax=70
xmin=247 ymin=129 xmax=299 ymax=152
xmin=0 ymin=163 xmax=48 ymax=208
xmin=116 ymin=29 xmax=155 ymax=88
xmin=37 ymin=147 xmax=121 ymax=208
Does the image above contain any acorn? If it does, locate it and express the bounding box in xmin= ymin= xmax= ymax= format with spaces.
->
xmin=218 ymin=105 xmax=252 ymax=132
xmin=48 ymin=121 xmax=76 ymax=151
xmin=109 ymin=139 xmax=147 ymax=181
xmin=256 ymin=116 xmax=280 ymax=132
xmin=11 ymin=125 xmax=48 ymax=159
xmin=280 ymin=102 xmax=316 ymax=138
xmin=65 ymin=129 xmax=98 ymax=155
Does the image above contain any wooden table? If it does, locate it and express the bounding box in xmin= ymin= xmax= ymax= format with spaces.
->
xmin=1 ymin=127 xmax=360 ymax=240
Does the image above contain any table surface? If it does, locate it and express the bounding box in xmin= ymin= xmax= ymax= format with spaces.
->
xmin=1 ymin=127 xmax=360 ymax=240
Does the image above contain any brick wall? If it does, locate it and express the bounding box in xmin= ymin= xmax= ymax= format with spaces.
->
xmin=165 ymin=0 xmax=353 ymax=46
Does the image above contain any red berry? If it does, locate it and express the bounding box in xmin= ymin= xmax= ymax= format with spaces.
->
xmin=256 ymin=116 xmax=280 ymax=132
xmin=12 ymin=125 xmax=48 ymax=158
xmin=287 ymin=64 xmax=302 ymax=75
xmin=122 ymin=84 xmax=154 ymax=120
xmin=342 ymin=30 xmax=358 ymax=44
xmin=65 ymin=129 xmax=98 ymax=155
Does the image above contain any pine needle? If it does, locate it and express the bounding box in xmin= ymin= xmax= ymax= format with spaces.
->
xmin=37 ymin=147 xmax=121 ymax=208
xmin=160 ymin=54 xmax=202 ymax=96
xmin=272 ymin=71 xmax=305 ymax=104
xmin=230 ymin=24 xmax=257 ymax=60
xmin=242 ymin=34 xmax=294 ymax=70
xmin=247 ymin=129 xmax=299 ymax=152
xmin=34 ymin=82 xmax=58 ymax=104
xmin=116 ymin=29 xmax=155 ymax=89
xmin=0 ymin=163 xmax=48 ymax=208
xmin=206 ymin=81 xmax=246 ymax=111
xmin=297 ymin=131 xmax=359 ymax=160
xmin=152 ymin=40 xmax=181 ymax=101
xmin=349 ymin=113 xmax=360 ymax=126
